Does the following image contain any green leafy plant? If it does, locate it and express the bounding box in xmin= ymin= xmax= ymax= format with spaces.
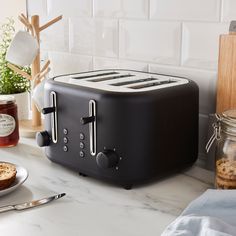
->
xmin=0 ymin=18 xmax=30 ymax=94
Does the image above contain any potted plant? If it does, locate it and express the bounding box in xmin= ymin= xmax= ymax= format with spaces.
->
xmin=0 ymin=18 xmax=31 ymax=120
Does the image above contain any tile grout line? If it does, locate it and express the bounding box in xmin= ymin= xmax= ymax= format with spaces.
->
xmin=68 ymin=18 xmax=72 ymax=54
xmin=219 ymin=0 xmax=223 ymax=22
xmin=92 ymin=0 xmax=95 ymax=68
xmin=118 ymin=19 xmax=120 ymax=60
xmin=92 ymin=0 xmax=95 ymax=18
xmin=148 ymin=0 xmax=151 ymax=20
xmin=180 ymin=21 xmax=184 ymax=67
xmin=46 ymin=0 xmax=48 ymax=16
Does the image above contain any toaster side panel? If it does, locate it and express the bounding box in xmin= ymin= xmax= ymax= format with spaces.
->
xmin=93 ymin=80 xmax=199 ymax=183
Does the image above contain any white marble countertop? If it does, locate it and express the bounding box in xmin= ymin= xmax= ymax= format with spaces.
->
xmin=0 ymin=138 xmax=214 ymax=236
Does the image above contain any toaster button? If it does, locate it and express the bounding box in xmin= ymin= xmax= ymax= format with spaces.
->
xmin=63 ymin=145 xmax=68 ymax=152
xmin=80 ymin=133 xmax=85 ymax=140
xmin=80 ymin=142 xmax=85 ymax=149
xmin=64 ymin=137 xmax=68 ymax=144
xmin=80 ymin=151 xmax=85 ymax=158
xmin=63 ymin=129 xmax=68 ymax=135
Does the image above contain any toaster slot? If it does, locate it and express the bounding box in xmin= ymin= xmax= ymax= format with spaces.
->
xmin=111 ymin=78 xmax=157 ymax=86
xmin=89 ymin=74 xmax=135 ymax=82
xmin=50 ymin=91 xmax=58 ymax=143
xmin=89 ymin=100 xmax=96 ymax=156
xmin=129 ymin=80 xmax=175 ymax=89
xmin=72 ymin=71 xmax=118 ymax=80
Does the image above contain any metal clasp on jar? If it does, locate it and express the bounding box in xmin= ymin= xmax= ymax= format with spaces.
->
xmin=206 ymin=114 xmax=222 ymax=153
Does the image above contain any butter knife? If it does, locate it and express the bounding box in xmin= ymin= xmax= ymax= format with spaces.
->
xmin=0 ymin=193 xmax=66 ymax=213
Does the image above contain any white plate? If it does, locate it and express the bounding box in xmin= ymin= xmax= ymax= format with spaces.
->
xmin=0 ymin=163 xmax=28 ymax=197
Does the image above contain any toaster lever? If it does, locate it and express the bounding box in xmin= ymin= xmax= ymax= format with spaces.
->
xmin=80 ymin=116 xmax=95 ymax=125
xmin=42 ymin=107 xmax=55 ymax=114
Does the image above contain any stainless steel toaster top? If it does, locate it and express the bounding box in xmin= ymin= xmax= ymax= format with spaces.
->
xmin=54 ymin=69 xmax=189 ymax=93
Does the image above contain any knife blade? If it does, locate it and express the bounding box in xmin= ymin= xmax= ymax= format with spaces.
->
xmin=0 ymin=193 xmax=66 ymax=213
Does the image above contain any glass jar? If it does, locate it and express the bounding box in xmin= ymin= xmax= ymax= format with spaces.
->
xmin=0 ymin=96 xmax=19 ymax=147
xmin=207 ymin=110 xmax=236 ymax=189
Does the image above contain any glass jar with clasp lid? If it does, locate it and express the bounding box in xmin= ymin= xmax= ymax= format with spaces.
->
xmin=0 ymin=95 xmax=19 ymax=147
xmin=206 ymin=110 xmax=236 ymax=189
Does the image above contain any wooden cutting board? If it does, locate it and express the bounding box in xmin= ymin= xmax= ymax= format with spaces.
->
xmin=217 ymin=33 xmax=236 ymax=113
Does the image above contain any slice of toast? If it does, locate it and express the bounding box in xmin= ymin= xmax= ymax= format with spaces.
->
xmin=0 ymin=163 xmax=17 ymax=190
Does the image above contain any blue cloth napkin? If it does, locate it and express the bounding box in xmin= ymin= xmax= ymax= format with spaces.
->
xmin=161 ymin=190 xmax=236 ymax=236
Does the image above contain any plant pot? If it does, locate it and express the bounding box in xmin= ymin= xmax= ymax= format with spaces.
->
xmin=12 ymin=92 xmax=29 ymax=121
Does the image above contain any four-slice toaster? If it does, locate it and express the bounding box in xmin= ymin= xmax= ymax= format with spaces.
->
xmin=36 ymin=69 xmax=199 ymax=189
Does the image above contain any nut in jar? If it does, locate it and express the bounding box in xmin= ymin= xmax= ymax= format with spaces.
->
xmin=206 ymin=110 xmax=236 ymax=189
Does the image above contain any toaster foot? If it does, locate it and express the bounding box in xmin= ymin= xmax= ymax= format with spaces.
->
xmin=79 ymin=172 xmax=87 ymax=177
xmin=123 ymin=184 xmax=132 ymax=190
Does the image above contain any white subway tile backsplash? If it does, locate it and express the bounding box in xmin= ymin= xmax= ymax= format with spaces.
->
xmin=69 ymin=18 xmax=93 ymax=55
xmin=94 ymin=19 xmax=119 ymax=57
xmin=222 ymin=0 xmax=236 ymax=22
xmin=182 ymin=23 xmax=228 ymax=70
xmin=93 ymin=57 xmax=120 ymax=69
xmin=118 ymin=60 xmax=148 ymax=71
xmin=93 ymin=57 xmax=148 ymax=71
xmin=41 ymin=17 xmax=69 ymax=52
xmin=48 ymin=52 xmax=93 ymax=77
xmin=94 ymin=0 xmax=149 ymax=19
xmin=27 ymin=0 xmax=236 ymax=166
xmin=149 ymin=64 xmax=217 ymax=115
xmin=47 ymin=0 xmax=92 ymax=17
xmin=119 ymin=20 xmax=181 ymax=65
xmin=27 ymin=0 xmax=47 ymax=16
xmin=150 ymin=0 xmax=221 ymax=21
xmin=70 ymin=18 xmax=119 ymax=58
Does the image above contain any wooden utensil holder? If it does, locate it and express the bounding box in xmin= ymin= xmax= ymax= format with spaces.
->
xmin=8 ymin=14 xmax=62 ymax=137
xmin=217 ymin=33 xmax=236 ymax=113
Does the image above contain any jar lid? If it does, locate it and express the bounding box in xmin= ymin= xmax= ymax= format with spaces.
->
xmin=220 ymin=110 xmax=236 ymax=135
xmin=0 ymin=95 xmax=16 ymax=105
xmin=222 ymin=110 xmax=236 ymax=120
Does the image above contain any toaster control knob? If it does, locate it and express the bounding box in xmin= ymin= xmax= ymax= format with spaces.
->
xmin=96 ymin=150 xmax=119 ymax=169
xmin=36 ymin=131 xmax=51 ymax=147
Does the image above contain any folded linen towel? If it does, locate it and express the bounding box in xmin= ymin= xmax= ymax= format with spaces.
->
xmin=161 ymin=190 xmax=236 ymax=236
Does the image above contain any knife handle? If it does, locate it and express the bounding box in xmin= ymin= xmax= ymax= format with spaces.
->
xmin=0 ymin=205 xmax=15 ymax=213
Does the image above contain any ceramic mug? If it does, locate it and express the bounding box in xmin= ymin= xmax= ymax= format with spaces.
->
xmin=31 ymin=77 xmax=47 ymax=112
xmin=6 ymin=31 xmax=39 ymax=66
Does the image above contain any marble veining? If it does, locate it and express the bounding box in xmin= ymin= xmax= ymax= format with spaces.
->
xmin=0 ymin=138 xmax=213 ymax=236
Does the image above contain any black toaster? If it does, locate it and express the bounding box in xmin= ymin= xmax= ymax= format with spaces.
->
xmin=36 ymin=69 xmax=199 ymax=189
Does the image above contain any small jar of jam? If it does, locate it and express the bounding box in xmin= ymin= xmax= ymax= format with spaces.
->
xmin=0 ymin=96 xmax=19 ymax=147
